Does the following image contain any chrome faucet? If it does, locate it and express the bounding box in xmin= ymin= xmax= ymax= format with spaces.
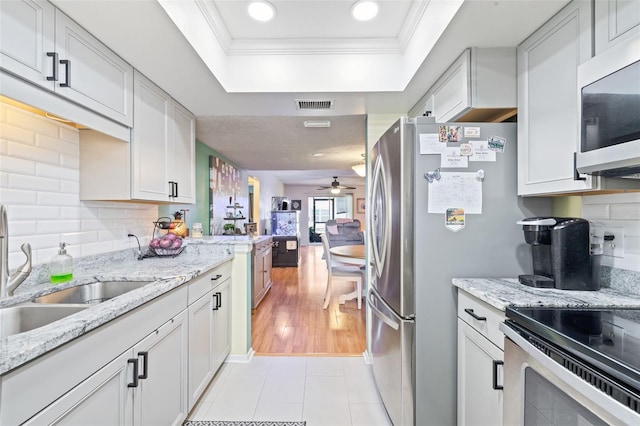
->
xmin=1 ymin=205 xmax=33 ymax=299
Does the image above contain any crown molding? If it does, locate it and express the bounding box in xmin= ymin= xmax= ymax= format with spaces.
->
xmin=196 ymin=0 xmax=233 ymax=51
xmin=227 ymin=38 xmax=403 ymax=55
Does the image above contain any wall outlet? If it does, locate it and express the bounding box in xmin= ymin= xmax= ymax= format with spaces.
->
xmin=603 ymin=227 xmax=624 ymax=258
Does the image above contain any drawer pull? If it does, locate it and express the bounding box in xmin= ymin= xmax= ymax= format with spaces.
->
xmin=492 ymin=360 xmax=504 ymax=390
xmin=127 ymin=359 xmax=139 ymax=388
xmin=211 ymin=274 xmax=223 ymax=281
xmin=212 ymin=293 xmax=219 ymax=310
xmin=464 ymin=308 xmax=486 ymax=321
xmin=138 ymin=351 xmax=148 ymax=379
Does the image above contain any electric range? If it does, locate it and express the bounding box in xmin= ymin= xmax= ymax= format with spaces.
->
xmin=505 ymin=306 xmax=640 ymax=417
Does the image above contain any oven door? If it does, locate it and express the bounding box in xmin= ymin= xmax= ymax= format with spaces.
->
xmin=501 ymin=324 xmax=640 ymax=426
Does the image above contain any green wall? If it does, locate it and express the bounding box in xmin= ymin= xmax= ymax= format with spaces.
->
xmin=159 ymin=141 xmax=243 ymax=235
xmin=552 ymin=195 xmax=582 ymax=217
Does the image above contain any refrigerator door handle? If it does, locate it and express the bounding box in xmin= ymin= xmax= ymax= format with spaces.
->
xmin=368 ymin=291 xmax=400 ymax=330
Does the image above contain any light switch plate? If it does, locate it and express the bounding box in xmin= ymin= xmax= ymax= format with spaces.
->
xmin=603 ymin=227 xmax=624 ymax=258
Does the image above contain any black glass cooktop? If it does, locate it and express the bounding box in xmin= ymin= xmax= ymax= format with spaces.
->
xmin=506 ymin=306 xmax=640 ymax=392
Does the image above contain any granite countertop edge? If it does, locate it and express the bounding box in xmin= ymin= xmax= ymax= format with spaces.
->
xmin=0 ymin=249 xmax=235 ymax=376
xmin=453 ymin=278 xmax=640 ymax=312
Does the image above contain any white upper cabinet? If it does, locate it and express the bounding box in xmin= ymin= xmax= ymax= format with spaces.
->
xmin=79 ymin=72 xmax=195 ymax=203
xmin=517 ymin=0 xmax=596 ymax=196
xmin=410 ymin=48 xmax=517 ymax=122
xmin=131 ymin=72 xmax=172 ymax=202
xmin=594 ymin=0 xmax=640 ymax=55
xmin=0 ymin=0 xmax=133 ymax=127
xmin=131 ymin=71 xmax=195 ymax=203
xmin=53 ymin=9 xmax=133 ymax=127
xmin=0 ymin=0 xmax=55 ymax=89
xmin=170 ymin=101 xmax=196 ymax=204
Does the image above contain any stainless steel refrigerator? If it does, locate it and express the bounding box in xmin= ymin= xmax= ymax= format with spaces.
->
xmin=367 ymin=117 xmax=550 ymax=425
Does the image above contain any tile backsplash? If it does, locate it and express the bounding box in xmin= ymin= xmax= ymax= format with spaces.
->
xmin=582 ymin=193 xmax=640 ymax=273
xmin=0 ymin=102 xmax=157 ymax=271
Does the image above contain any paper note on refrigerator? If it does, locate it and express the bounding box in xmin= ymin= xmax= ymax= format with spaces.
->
xmin=427 ymin=172 xmax=483 ymax=214
xmin=440 ymin=147 xmax=469 ymax=168
xmin=419 ymin=133 xmax=446 ymax=154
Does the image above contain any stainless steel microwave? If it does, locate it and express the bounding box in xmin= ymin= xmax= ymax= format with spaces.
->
xmin=576 ymin=36 xmax=640 ymax=178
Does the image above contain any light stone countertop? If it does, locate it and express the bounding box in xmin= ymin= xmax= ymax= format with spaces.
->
xmin=453 ymin=278 xmax=640 ymax=312
xmin=187 ymin=235 xmax=272 ymax=245
xmin=0 ymin=242 xmax=235 ymax=375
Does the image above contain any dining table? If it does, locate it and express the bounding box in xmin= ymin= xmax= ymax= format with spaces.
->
xmin=329 ymin=244 xmax=366 ymax=305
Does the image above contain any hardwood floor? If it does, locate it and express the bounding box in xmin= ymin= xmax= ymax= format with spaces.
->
xmin=251 ymin=244 xmax=366 ymax=355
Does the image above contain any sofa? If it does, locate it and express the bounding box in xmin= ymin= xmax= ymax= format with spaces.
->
xmin=324 ymin=219 xmax=364 ymax=247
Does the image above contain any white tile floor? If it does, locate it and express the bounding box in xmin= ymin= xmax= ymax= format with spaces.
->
xmin=187 ymin=355 xmax=392 ymax=426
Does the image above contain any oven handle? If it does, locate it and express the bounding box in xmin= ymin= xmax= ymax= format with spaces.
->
xmin=500 ymin=322 xmax=640 ymax=425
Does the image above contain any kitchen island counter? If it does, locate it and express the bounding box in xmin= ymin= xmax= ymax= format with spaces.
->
xmin=453 ymin=277 xmax=640 ymax=312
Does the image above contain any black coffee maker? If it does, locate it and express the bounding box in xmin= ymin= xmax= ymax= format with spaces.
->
xmin=518 ymin=217 xmax=603 ymax=291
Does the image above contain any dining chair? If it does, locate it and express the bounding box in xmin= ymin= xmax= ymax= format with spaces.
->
xmin=320 ymin=233 xmax=363 ymax=309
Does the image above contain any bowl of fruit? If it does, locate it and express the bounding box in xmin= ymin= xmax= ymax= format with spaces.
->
xmin=148 ymin=232 xmax=186 ymax=257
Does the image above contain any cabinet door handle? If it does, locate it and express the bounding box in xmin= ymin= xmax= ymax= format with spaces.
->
xmin=59 ymin=59 xmax=71 ymax=87
xmin=492 ymin=360 xmax=504 ymax=390
xmin=46 ymin=52 xmax=58 ymax=81
xmin=211 ymin=274 xmax=223 ymax=281
xmin=464 ymin=308 xmax=486 ymax=321
xmin=212 ymin=293 xmax=219 ymax=310
xmin=169 ymin=180 xmax=178 ymax=198
xmin=137 ymin=351 xmax=148 ymax=379
xmin=127 ymin=358 xmax=139 ymax=388
xmin=216 ymin=291 xmax=222 ymax=309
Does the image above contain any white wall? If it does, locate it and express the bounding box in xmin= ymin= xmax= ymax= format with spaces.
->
xmin=0 ymin=102 xmax=157 ymax=271
xmin=284 ymin=184 xmax=366 ymax=245
xmin=246 ymin=171 xmax=284 ymax=235
xmin=367 ymin=114 xmax=403 ymax=151
xmin=582 ymin=193 xmax=640 ymax=272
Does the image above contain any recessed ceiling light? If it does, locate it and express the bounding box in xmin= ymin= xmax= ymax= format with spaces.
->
xmin=247 ymin=1 xmax=276 ymax=22
xmin=351 ymin=1 xmax=379 ymax=21
xmin=312 ymin=153 xmax=324 ymax=157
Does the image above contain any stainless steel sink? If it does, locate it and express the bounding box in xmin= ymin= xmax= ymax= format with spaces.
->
xmin=0 ymin=304 xmax=88 ymax=338
xmin=32 ymin=281 xmax=152 ymax=305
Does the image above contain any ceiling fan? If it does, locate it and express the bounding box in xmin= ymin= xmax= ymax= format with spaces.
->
xmin=318 ymin=176 xmax=356 ymax=193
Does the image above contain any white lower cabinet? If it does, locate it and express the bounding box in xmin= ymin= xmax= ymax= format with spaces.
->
xmin=134 ymin=310 xmax=188 ymax=426
xmin=457 ymin=290 xmax=505 ymax=426
xmin=2 ymin=261 xmax=233 ymax=425
xmin=457 ymin=319 xmax=504 ymax=426
xmin=188 ymin=288 xmax=216 ymax=410
xmin=26 ymin=310 xmax=188 ymax=426
xmin=211 ymin=278 xmax=231 ymax=374
xmin=25 ymin=350 xmax=134 ymax=425
xmin=188 ymin=272 xmax=232 ymax=409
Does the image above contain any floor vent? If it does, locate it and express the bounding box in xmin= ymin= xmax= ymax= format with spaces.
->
xmin=295 ymin=99 xmax=334 ymax=110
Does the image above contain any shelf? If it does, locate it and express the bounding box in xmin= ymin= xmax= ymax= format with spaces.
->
xmin=226 ymin=206 xmax=244 ymax=209
xmin=224 ymin=217 xmax=246 ymax=220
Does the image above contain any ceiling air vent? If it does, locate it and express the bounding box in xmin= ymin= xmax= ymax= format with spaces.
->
xmin=295 ymin=99 xmax=334 ymax=110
